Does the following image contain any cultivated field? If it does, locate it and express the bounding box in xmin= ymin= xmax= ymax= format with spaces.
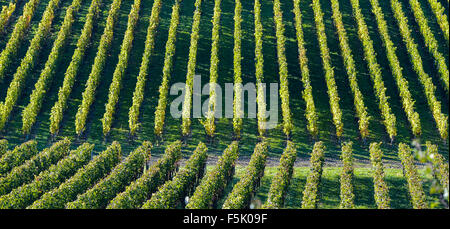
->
xmin=0 ymin=0 xmax=448 ymax=209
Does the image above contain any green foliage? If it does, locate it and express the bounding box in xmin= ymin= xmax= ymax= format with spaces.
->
xmin=29 ymin=141 xmax=125 ymax=209
xmin=0 ymin=139 xmax=8 ymax=158
xmin=339 ymin=142 xmax=355 ymax=209
xmin=49 ymin=0 xmax=103 ymax=135
xmin=22 ymin=0 xmax=84 ymax=135
xmin=0 ymin=138 xmax=70 ymax=196
xmin=0 ymin=143 xmax=93 ymax=209
xmin=181 ymin=0 xmax=202 ymax=137
xmin=330 ymin=0 xmax=370 ymax=138
xmin=222 ymin=142 xmax=268 ymax=209
xmin=154 ymin=0 xmax=181 ymax=137
xmin=66 ymin=141 xmax=153 ymax=209
xmin=390 ymin=0 xmax=448 ymax=140
xmin=232 ymin=0 xmax=242 ymax=138
xmin=272 ymin=0 xmax=292 ymax=138
xmin=301 ymin=141 xmax=325 ymax=209
xmin=186 ymin=141 xmax=239 ymax=209
xmin=350 ymin=0 xmax=397 ymax=141
xmin=418 ymin=142 xmax=449 ymax=208
xmin=369 ymin=142 xmax=390 ymax=209
xmin=424 ymin=142 xmax=448 ymax=195
xmin=262 ymin=141 xmax=296 ymax=209
xmin=254 ymin=0 xmax=266 ymax=137
xmin=426 ymin=0 xmax=449 ymax=44
xmin=0 ymin=140 xmax=38 ymax=177
xmin=0 ymin=2 xmax=15 ymax=33
xmin=0 ymin=0 xmax=40 ymax=79
xmin=0 ymin=0 xmax=62 ymax=131
xmin=368 ymin=0 xmax=421 ymax=137
xmin=128 ymin=0 xmax=162 ymax=136
xmin=311 ymin=0 xmax=343 ymax=138
xmin=106 ymin=141 xmax=181 ymax=209
xmin=398 ymin=143 xmax=427 ymax=209
xmin=142 ymin=142 xmax=207 ymax=209
xmin=292 ymin=0 xmax=318 ymax=138
xmin=408 ymin=0 xmax=449 ymax=92
xmin=0 ymin=0 xmax=447 ymax=211
xmin=202 ymin=0 xmax=221 ymax=138
xmin=75 ymin=0 xmax=122 ymax=135
xmin=102 ymin=0 xmax=141 ymax=136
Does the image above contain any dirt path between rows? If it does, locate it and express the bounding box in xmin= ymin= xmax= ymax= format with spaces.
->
xmin=147 ymin=155 xmax=428 ymax=169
